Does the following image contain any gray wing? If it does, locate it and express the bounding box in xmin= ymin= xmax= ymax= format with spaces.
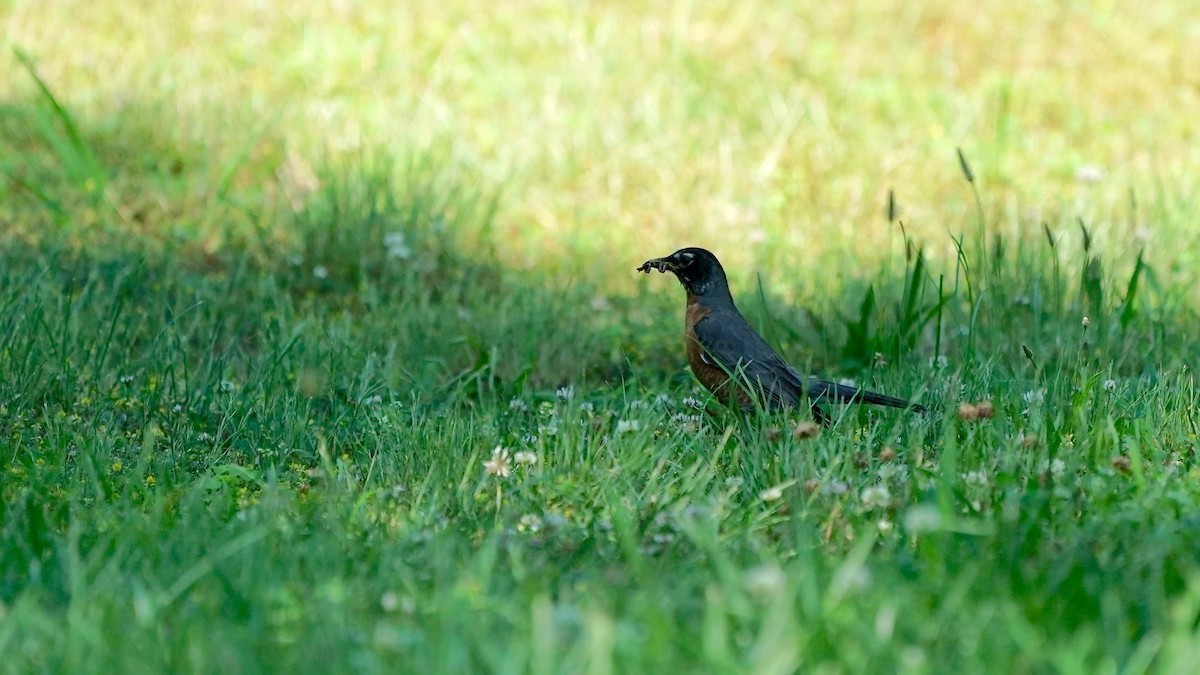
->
xmin=693 ymin=312 xmax=921 ymax=411
xmin=692 ymin=311 xmax=807 ymax=409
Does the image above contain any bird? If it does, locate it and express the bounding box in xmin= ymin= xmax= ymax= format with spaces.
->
xmin=638 ymin=247 xmax=926 ymax=426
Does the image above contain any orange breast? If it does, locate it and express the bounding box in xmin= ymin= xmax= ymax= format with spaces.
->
xmin=685 ymin=296 xmax=752 ymax=408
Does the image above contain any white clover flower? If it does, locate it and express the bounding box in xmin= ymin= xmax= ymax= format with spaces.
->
xmin=743 ymin=564 xmax=786 ymax=597
xmin=1022 ymin=389 xmax=1046 ymax=404
xmin=759 ymin=486 xmax=784 ymax=501
xmin=508 ymin=398 xmax=529 ymax=412
xmin=556 ymin=386 xmax=574 ymax=401
xmin=384 ymin=231 xmax=412 ymax=260
xmin=484 ymin=447 xmax=512 ymax=478
xmin=219 ymin=380 xmax=236 ymax=393
xmin=877 ymin=519 xmax=894 ymax=533
xmin=1102 ymin=379 xmax=1117 ymax=392
xmin=671 ymin=412 xmax=702 ymax=425
xmin=590 ymin=296 xmax=613 ymax=312
xmin=313 ymin=265 xmax=329 ymax=279
xmin=963 ymin=470 xmax=989 ymax=487
xmin=615 ymin=419 xmax=641 ymax=434
xmin=518 ymin=514 xmax=543 ymax=532
xmin=579 ymin=402 xmax=594 ymax=413
xmin=1049 ymin=458 xmax=1066 ymax=478
xmin=514 ymin=450 xmax=539 ymax=466
xmin=380 ymin=591 xmax=400 ymax=612
xmin=903 ymin=505 xmax=943 ymax=533
xmin=877 ymin=464 xmax=909 ymax=483
xmin=860 ymin=485 xmax=892 ymax=509
xmin=1075 ymin=164 xmax=1105 ymax=184
xmin=682 ymin=396 xmax=703 ymax=409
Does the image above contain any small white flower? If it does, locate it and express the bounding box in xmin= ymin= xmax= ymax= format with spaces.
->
xmin=743 ymin=564 xmax=786 ymax=597
xmin=1102 ymin=379 xmax=1117 ymax=392
xmin=1081 ymin=316 xmax=1090 ymax=328
xmin=119 ymin=374 xmax=135 ymax=384
xmin=759 ymin=486 xmax=784 ymax=501
xmin=825 ymin=481 xmax=849 ymax=496
xmin=171 ymin=403 xmax=183 ymax=414
xmin=682 ymin=396 xmax=703 ymax=409
xmin=313 ymin=265 xmax=329 ymax=279
xmin=556 ymin=386 xmax=574 ymax=401
xmin=655 ymin=393 xmax=671 ymax=405
xmin=380 ymin=591 xmax=400 ymax=612
xmin=671 ymin=412 xmax=702 ymax=425
xmin=860 ymin=485 xmax=892 ymax=509
xmin=219 ymin=380 xmax=235 ymax=393
xmin=508 ymin=398 xmax=528 ymax=412
xmin=362 ymin=394 xmax=383 ymax=406
xmin=579 ymin=402 xmax=594 ymax=413
xmin=384 ymin=231 xmax=412 ymax=260
xmin=537 ymin=423 xmax=558 ymax=437
xmin=197 ymin=432 xmax=213 ymax=443
xmin=615 ymin=419 xmax=641 ymax=434
xmin=877 ymin=464 xmax=909 ymax=483
xmin=903 ymin=504 xmax=943 ymax=533
xmin=1022 ymin=389 xmax=1046 ymax=404
xmin=1075 ymin=164 xmax=1105 ymax=184
xmin=519 ymin=514 xmax=543 ymax=532
xmin=1049 ymin=458 xmax=1066 ymax=478
xmin=963 ymin=470 xmax=989 ymax=487
xmin=514 ymin=451 xmax=539 ymax=466
xmin=931 ymin=355 xmax=949 ymax=370
xmin=484 ymin=446 xmax=511 ymax=478
xmin=877 ymin=519 xmax=894 ymax=533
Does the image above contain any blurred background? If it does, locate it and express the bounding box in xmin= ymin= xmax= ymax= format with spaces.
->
xmin=3 ymin=0 xmax=1198 ymax=384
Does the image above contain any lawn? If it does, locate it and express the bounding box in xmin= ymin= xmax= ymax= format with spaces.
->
xmin=3 ymin=1 xmax=1200 ymax=672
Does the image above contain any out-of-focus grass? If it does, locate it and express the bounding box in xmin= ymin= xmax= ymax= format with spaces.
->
xmin=4 ymin=1 xmax=1200 ymax=672
xmin=4 ymin=0 xmax=1198 ymax=280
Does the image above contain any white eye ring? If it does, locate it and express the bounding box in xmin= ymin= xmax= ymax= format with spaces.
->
xmin=680 ymin=252 xmax=695 ymax=261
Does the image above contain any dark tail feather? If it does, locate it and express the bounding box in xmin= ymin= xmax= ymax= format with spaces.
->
xmin=810 ymin=378 xmax=927 ymax=413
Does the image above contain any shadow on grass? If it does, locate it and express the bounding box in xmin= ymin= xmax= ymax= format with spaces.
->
xmin=4 ymin=85 xmax=1200 ymax=671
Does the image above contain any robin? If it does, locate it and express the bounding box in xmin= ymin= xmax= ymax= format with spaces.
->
xmin=638 ymin=247 xmax=927 ymax=425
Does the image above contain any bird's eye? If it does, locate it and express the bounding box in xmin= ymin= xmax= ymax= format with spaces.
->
xmin=679 ymin=252 xmax=695 ymax=263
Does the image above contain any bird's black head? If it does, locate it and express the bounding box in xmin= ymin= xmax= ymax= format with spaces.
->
xmin=637 ymin=247 xmax=730 ymax=297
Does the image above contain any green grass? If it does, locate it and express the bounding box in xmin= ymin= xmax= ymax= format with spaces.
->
xmin=4 ymin=1 xmax=1200 ymax=672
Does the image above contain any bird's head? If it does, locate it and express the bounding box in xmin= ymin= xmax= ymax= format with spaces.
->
xmin=637 ymin=247 xmax=729 ymax=296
